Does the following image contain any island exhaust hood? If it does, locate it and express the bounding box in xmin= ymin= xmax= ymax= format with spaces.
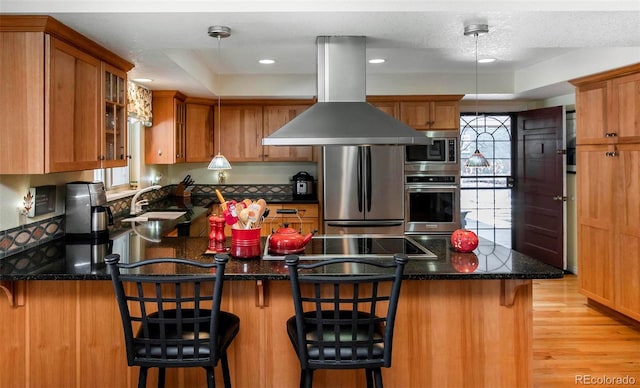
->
xmin=262 ymin=36 xmax=428 ymax=146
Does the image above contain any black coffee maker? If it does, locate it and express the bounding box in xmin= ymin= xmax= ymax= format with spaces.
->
xmin=65 ymin=181 xmax=113 ymax=238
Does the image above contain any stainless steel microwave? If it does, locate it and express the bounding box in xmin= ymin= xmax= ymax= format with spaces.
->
xmin=405 ymin=130 xmax=459 ymax=171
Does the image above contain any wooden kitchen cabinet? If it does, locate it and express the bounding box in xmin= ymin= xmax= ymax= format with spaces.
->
xmin=262 ymin=203 xmax=319 ymax=237
xmin=571 ymin=64 xmax=640 ymax=322
xmin=102 ymin=64 xmax=128 ymax=167
xmin=612 ymin=143 xmax=640 ymax=321
xmin=367 ymin=95 xmax=463 ymax=131
xmin=185 ymin=98 xmax=215 ymax=163
xmin=400 ymin=99 xmax=461 ymax=131
xmin=577 ymin=144 xmax=640 ymax=321
xmin=215 ymin=100 xmax=314 ymax=163
xmin=0 ymin=278 xmax=535 ymax=387
xmin=576 ymin=145 xmax=616 ymax=306
xmin=0 ymin=16 xmax=133 ymax=174
xmin=215 ymin=104 xmax=264 ymax=162
xmin=368 ymin=100 xmax=399 ymax=118
xmin=145 ymin=91 xmax=187 ymax=164
xmin=574 ymin=65 xmax=640 ymax=145
xmin=263 ymin=104 xmax=313 ymax=161
xmin=48 ymin=37 xmax=102 ymax=172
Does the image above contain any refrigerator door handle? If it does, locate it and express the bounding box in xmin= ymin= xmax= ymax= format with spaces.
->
xmin=357 ymin=146 xmax=363 ymax=212
xmin=326 ymin=221 xmax=404 ymax=227
xmin=366 ymin=147 xmax=372 ymax=212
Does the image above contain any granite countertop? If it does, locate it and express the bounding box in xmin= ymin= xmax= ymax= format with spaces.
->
xmin=0 ymin=231 xmax=564 ymax=281
xmin=0 ymin=194 xmax=562 ymax=281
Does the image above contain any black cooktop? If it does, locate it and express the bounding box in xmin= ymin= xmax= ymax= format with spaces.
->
xmin=263 ymin=235 xmax=437 ymax=260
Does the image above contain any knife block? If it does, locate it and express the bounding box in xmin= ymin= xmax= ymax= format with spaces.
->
xmin=175 ymin=183 xmax=191 ymax=197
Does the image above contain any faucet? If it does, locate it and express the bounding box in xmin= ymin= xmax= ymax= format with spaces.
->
xmin=130 ymin=185 xmax=162 ymax=215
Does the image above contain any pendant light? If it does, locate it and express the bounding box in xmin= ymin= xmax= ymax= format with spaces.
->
xmin=464 ymin=24 xmax=490 ymax=168
xmin=207 ymin=25 xmax=232 ymax=183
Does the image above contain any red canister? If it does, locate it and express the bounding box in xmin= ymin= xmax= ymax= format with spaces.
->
xmin=231 ymin=228 xmax=261 ymax=258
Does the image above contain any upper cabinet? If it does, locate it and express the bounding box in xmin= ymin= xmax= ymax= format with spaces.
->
xmin=0 ymin=16 xmax=134 ymax=174
xmin=571 ymin=64 xmax=640 ymax=145
xmin=367 ymin=100 xmax=399 ymax=118
xmin=185 ymin=98 xmax=215 ymax=163
xmin=48 ymin=37 xmax=102 ymax=172
xmin=145 ymin=91 xmax=187 ymax=164
xmin=214 ymin=100 xmax=314 ymax=163
xmin=263 ymin=104 xmax=313 ymax=161
xmin=215 ymin=104 xmax=264 ymax=162
xmin=103 ymin=64 xmax=128 ymax=168
xmin=368 ymin=95 xmax=463 ymax=131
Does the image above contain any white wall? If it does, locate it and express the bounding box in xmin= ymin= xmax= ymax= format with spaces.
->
xmin=0 ymin=170 xmax=93 ymax=231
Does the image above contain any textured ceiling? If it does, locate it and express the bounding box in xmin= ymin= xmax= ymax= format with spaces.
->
xmin=2 ymin=1 xmax=639 ymax=100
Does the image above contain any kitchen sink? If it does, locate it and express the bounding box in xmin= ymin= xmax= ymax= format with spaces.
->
xmin=121 ymin=211 xmax=186 ymax=222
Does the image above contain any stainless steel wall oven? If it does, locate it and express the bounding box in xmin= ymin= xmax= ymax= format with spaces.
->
xmin=404 ymin=174 xmax=461 ymax=234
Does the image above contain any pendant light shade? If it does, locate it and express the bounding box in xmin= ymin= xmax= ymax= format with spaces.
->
xmin=207 ymin=26 xmax=232 ymax=183
xmin=464 ymin=23 xmax=490 ymax=169
xmin=208 ymin=152 xmax=232 ymax=170
xmin=465 ymin=149 xmax=490 ymax=168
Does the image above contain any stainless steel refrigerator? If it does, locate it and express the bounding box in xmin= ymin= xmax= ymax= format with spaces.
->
xmin=323 ymin=145 xmax=404 ymax=234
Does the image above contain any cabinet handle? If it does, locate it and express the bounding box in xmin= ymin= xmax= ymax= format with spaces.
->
xmin=605 ymin=151 xmax=618 ymax=157
xmin=605 ymin=132 xmax=618 ymax=137
xmin=157 ymin=149 xmax=163 ymax=156
xmin=99 ymin=155 xmax=105 ymax=160
xmin=553 ymin=195 xmax=567 ymax=201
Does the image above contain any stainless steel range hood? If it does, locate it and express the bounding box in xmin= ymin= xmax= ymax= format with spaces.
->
xmin=262 ymin=36 xmax=428 ymax=146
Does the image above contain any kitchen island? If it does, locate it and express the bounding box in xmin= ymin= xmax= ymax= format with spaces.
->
xmin=0 ymin=226 xmax=562 ymax=387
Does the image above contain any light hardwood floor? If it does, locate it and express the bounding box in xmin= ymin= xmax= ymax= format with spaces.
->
xmin=533 ymin=275 xmax=640 ymax=387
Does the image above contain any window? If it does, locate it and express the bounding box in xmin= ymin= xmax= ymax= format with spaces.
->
xmin=460 ymin=114 xmax=513 ymax=247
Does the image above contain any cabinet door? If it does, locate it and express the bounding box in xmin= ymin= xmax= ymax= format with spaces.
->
xmin=575 ymin=81 xmax=610 ymax=145
xmin=614 ymin=144 xmax=640 ymax=320
xmin=370 ymin=101 xmax=399 ymax=118
xmin=102 ymin=64 xmax=128 ymax=168
xmin=0 ymin=32 xmax=47 ymax=174
xmin=146 ymin=92 xmax=185 ymax=164
xmin=174 ymin=100 xmax=186 ymax=163
xmin=611 ymin=73 xmax=640 ymax=143
xmin=48 ymin=37 xmax=101 ymax=172
xmin=576 ymin=145 xmax=616 ymax=305
xmin=263 ymin=105 xmax=313 ymax=161
xmin=185 ymin=103 xmax=214 ymax=162
xmin=400 ymin=101 xmax=432 ymax=130
xmin=431 ymin=100 xmax=460 ymax=130
xmin=216 ymin=105 xmax=263 ymax=162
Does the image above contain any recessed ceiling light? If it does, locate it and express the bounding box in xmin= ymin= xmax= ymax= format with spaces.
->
xmin=478 ymin=58 xmax=497 ymax=64
xmin=132 ymin=78 xmax=153 ymax=83
xmin=368 ymin=58 xmax=386 ymax=64
xmin=259 ymin=59 xmax=275 ymax=64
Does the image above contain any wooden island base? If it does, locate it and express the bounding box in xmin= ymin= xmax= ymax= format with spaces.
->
xmin=0 ymin=279 xmax=532 ymax=387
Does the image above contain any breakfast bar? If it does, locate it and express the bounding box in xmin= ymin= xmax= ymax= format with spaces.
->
xmin=0 ymin=221 xmax=562 ymax=388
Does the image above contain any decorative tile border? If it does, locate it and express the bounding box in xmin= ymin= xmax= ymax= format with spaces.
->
xmin=0 ymin=185 xmax=295 ymax=259
xmin=191 ymin=184 xmax=292 ymax=196
xmin=0 ymin=215 xmax=65 ymax=259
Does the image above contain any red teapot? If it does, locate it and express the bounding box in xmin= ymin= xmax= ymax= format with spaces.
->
xmin=268 ymin=223 xmax=316 ymax=255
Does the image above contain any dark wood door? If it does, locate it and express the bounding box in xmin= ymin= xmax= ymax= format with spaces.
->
xmin=514 ymin=106 xmax=564 ymax=268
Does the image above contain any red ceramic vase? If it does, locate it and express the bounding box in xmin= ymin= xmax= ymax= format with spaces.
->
xmin=451 ymin=252 xmax=479 ymax=273
xmin=450 ymin=229 xmax=479 ymax=253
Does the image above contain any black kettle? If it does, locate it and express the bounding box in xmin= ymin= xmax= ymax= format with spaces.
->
xmin=292 ymin=171 xmax=315 ymax=198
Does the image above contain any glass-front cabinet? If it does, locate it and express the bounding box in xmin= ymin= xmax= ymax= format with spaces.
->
xmin=103 ymin=64 xmax=128 ymax=167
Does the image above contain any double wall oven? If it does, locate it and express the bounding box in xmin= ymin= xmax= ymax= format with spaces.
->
xmin=404 ymin=130 xmax=461 ymax=234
